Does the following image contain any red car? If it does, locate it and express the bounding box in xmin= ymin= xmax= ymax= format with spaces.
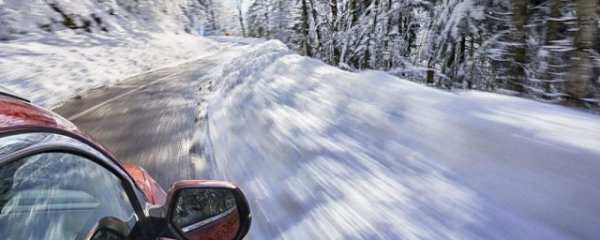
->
xmin=0 ymin=89 xmax=251 ymax=240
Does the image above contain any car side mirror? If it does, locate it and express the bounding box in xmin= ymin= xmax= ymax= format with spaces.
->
xmin=149 ymin=180 xmax=251 ymax=240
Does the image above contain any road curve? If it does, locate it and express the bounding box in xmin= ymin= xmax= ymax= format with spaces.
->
xmin=54 ymin=50 xmax=230 ymax=189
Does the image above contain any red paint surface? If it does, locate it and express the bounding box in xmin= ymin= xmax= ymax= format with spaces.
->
xmin=184 ymin=209 xmax=241 ymax=240
xmin=0 ymin=97 xmax=113 ymax=156
xmin=0 ymin=97 xmax=77 ymax=131
xmin=123 ymin=164 xmax=167 ymax=205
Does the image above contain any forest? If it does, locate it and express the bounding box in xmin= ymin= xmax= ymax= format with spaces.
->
xmin=234 ymin=0 xmax=600 ymax=109
xmin=1 ymin=0 xmax=598 ymax=109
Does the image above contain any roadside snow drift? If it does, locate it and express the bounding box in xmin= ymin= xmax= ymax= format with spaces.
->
xmin=0 ymin=32 xmax=218 ymax=107
xmin=208 ymin=41 xmax=600 ymax=239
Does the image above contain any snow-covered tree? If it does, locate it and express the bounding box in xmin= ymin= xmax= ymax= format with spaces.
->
xmin=0 ymin=0 xmax=230 ymax=37
xmin=238 ymin=0 xmax=599 ymax=109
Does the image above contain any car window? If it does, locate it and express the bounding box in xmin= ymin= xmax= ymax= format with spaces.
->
xmin=0 ymin=152 xmax=137 ymax=240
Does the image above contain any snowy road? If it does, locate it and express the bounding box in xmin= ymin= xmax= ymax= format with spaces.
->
xmin=53 ymin=47 xmax=240 ymax=189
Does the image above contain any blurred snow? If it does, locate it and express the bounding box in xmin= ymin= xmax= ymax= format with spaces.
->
xmin=0 ymin=0 xmax=204 ymax=39
xmin=0 ymin=32 xmax=220 ymax=107
xmin=208 ymin=40 xmax=600 ymax=239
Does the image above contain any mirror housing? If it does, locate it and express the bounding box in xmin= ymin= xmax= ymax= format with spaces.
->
xmin=149 ymin=180 xmax=251 ymax=240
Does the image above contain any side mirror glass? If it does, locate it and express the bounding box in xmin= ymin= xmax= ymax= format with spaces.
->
xmin=150 ymin=181 xmax=251 ymax=240
xmin=173 ymin=188 xmax=238 ymax=239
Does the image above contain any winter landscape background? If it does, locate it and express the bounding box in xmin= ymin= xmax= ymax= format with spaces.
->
xmin=1 ymin=0 xmax=600 ymax=239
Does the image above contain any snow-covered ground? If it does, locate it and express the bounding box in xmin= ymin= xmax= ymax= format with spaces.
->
xmin=0 ymin=32 xmax=220 ymax=107
xmin=208 ymin=40 xmax=600 ymax=239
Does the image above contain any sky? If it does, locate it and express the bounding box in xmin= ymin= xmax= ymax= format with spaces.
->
xmin=217 ymin=0 xmax=255 ymax=35
xmin=222 ymin=0 xmax=254 ymax=15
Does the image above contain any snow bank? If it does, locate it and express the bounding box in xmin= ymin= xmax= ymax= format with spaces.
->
xmin=0 ymin=32 xmax=218 ymax=107
xmin=209 ymin=40 xmax=600 ymax=239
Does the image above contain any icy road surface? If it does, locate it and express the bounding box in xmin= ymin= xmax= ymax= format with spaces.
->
xmin=54 ymin=39 xmax=600 ymax=240
xmin=54 ymin=45 xmax=247 ymax=188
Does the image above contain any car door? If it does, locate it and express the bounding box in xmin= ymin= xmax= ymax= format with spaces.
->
xmin=0 ymin=132 xmax=155 ymax=240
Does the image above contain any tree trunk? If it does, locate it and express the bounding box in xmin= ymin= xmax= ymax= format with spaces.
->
xmin=459 ymin=35 xmax=466 ymax=62
xmin=346 ymin=0 xmax=360 ymax=67
xmin=542 ymin=0 xmax=562 ymax=97
xmin=210 ymin=10 xmax=217 ymax=32
xmin=330 ymin=0 xmax=340 ymax=65
xmin=367 ymin=0 xmax=379 ymax=68
xmin=237 ymin=1 xmax=247 ymax=37
xmin=458 ymin=35 xmax=466 ymax=86
xmin=263 ymin=0 xmax=271 ymax=38
xmin=383 ymin=0 xmax=393 ymax=70
xmin=427 ymin=59 xmax=435 ymax=85
xmin=566 ymin=0 xmax=598 ymax=106
xmin=349 ymin=0 xmax=358 ymax=25
xmin=444 ymin=41 xmax=456 ymax=87
xmin=308 ymin=0 xmax=323 ymax=58
xmin=301 ymin=0 xmax=313 ymax=56
xmin=507 ymin=0 xmax=529 ymax=93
